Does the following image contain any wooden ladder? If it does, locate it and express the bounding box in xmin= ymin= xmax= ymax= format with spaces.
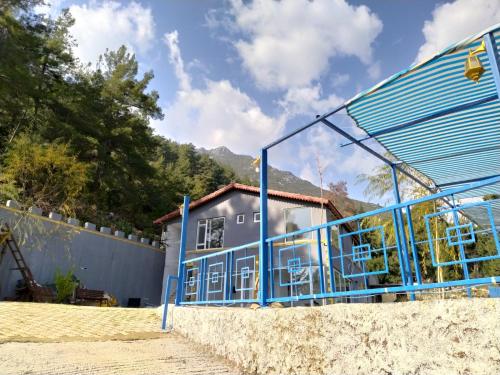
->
xmin=0 ymin=224 xmax=54 ymax=302
xmin=0 ymin=224 xmax=37 ymax=290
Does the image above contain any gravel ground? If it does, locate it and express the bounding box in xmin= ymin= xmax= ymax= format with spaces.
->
xmin=0 ymin=336 xmax=240 ymax=375
xmin=0 ymin=302 xmax=241 ymax=375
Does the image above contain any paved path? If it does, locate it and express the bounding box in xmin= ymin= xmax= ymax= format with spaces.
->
xmin=0 ymin=302 xmax=240 ymax=375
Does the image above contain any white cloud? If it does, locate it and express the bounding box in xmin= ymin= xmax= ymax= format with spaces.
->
xmin=225 ymin=0 xmax=383 ymax=90
xmin=297 ymin=125 xmax=382 ymax=188
xmin=155 ymin=31 xmax=286 ymax=155
xmin=68 ymin=1 xmax=155 ymax=65
xmin=331 ymin=73 xmax=350 ymax=88
xmin=163 ymin=31 xmax=191 ymax=92
xmin=279 ymin=85 xmax=344 ymax=118
xmin=339 ymin=146 xmax=381 ymax=176
xmin=416 ymin=0 xmax=500 ymax=62
xmin=367 ymin=61 xmax=381 ymax=80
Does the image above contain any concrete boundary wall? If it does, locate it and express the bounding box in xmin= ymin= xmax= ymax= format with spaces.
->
xmin=0 ymin=206 xmax=165 ymax=306
xmin=162 ymin=299 xmax=500 ymax=375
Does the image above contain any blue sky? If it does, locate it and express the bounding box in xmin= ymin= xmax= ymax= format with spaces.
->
xmin=41 ymin=0 xmax=500 ymax=204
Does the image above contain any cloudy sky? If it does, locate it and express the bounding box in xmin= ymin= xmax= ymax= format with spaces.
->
xmin=39 ymin=0 xmax=500 ymax=203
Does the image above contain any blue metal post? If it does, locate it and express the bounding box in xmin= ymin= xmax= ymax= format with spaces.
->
xmin=162 ymin=275 xmax=178 ymax=330
xmin=269 ymin=242 xmax=275 ymax=299
xmin=224 ymin=252 xmax=230 ymax=303
xmin=390 ymin=165 xmax=415 ymax=300
xmin=485 ymin=32 xmax=500 ymax=98
xmin=391 ymin=210 xmax=408 ymax=286
xmin=316 ymin=229 xmax=326 ymax=294
xmin=451 ymin=195 xmax=472 ymax=298
xmin=175 ymin=195 xmax=190 ymax=306
xmin=197 ymin=260 xmax=203 ymax=302
xmin=326 ymin=227 xmax=336 ymax=294
xmin=196 ymin=261 xmax=202 ymax=302
xmin=406 ymin=207 xmax=422 ymax=285
xmin=259 ymin=148 xmax=269 ymax=306
xmin=227 ymin=251 xmax=233 ymax=301
xmin=201 ymin=258 xmax=207 ymax=302
xmin=356 ymin=221 xmax=369 ymax=289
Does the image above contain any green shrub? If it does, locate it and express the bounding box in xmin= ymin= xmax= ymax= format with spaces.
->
xmin=54 ymin=270 xmax=77 ymax=303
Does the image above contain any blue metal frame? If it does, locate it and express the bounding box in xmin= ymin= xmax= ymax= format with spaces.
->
xmin=184 ymin=267 xmax=199 ymax=296
xmin=207 ymin=262 xmax=224 ymax=294
xmin=175 ymin=196 xmax=190 ymax=306
xmin=406 ymin=207 xmax=423 ymax=285
xmin=278 ymin=243 xmax=312 ymax=287
xmin=259 ymin=148 xmax=269 ymax=305
xmin=224 ymin=252 xmax=233 ymax=301
xmin=391 ymin=165 xmax=415 ymax=300
xmin=338 ymin=226 xmax=389 ymax=278
xmin=424 ymin=200 xmax=500 ymax=267
xmin=161 ymin=275 xmax=178 ymax=330
xmin=352 ymin=244 xmax=371 ymax=262
xmin=164 ymin=175 xmax=500 ymax=309
xmin=326 ymin=226 xmax=336 ymax=294
xmin=235 ymin=255 xmax=256 ymax=292
xmin=446 ymin=223 xmax=475 ymax=246
xmin=160 ymin=28 xmax=500 ymax=314
xmin=316 ymin=229 xmax=326 ymax=294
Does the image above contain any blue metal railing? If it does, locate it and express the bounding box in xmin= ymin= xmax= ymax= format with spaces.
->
xmin=163 ymin=175 xmax=500 ymax=314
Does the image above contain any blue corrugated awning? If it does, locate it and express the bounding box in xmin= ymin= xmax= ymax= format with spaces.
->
xmin=345 ymin=24 xmax=500 ymax=208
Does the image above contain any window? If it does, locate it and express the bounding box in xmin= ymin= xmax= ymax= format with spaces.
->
xmin=253 ymin=212 xmax=260 ymax=223
xmin=236 ymin=214 xmax=245 ymax=224
xmin=196 ymin=217 xmax=225 ymax=250
xmin=284 ymin=207 xmax=312 ymax=240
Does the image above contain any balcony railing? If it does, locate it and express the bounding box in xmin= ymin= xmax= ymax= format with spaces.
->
xmin=163 ymin=175 xmax=500 ymax=314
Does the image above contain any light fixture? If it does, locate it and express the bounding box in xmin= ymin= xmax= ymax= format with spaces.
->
xmin=464 ymin=40 xmax=486 ymax=83
xmin=251 ymin=156 xmax=260 ymax=173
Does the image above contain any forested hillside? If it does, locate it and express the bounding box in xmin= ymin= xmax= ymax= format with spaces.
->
xmin=200 ymin=146 xmax=379 ymax=216
xmin=0 ymin=1 xmax=235 ymax=235
xmin=0 ymin=1 xmax=377 ymax=238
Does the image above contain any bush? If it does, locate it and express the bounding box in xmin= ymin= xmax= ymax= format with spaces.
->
xmin=54 ymin=269 xmax=77 ymax=303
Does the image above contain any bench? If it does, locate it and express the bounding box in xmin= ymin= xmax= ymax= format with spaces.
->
xmin=32 ymin=286 xmax=55 ymax=303
xmin=75 ymin=287 xmax=108 ymax=306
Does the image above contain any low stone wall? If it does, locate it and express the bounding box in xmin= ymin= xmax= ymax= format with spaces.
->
xmin=162 ymin=299 xmax=500 ymax=375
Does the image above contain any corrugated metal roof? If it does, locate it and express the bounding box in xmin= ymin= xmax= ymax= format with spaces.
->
xmin=345 ymin=25 xmax=500 ymax=207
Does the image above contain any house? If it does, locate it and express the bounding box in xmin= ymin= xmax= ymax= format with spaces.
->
xmin=154 ymin=183 xmax=374 ymax=304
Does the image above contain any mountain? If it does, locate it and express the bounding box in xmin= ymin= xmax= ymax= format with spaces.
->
xmin=198 ymin=146 xmax=379 ymax=216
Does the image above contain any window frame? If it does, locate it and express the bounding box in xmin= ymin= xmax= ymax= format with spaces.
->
xmin=196 ymin=216 xmax=225 ymax=250
xmin=253 ymin=212 xmax=261 ymax=223
xmin=236 ymin=214 xmax=245 ymax=224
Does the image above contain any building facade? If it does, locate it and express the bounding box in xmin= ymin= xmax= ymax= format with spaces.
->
xmin=155 ymin=183 xmax=374 ymax=305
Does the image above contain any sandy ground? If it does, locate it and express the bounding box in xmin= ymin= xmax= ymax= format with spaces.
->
xmin=0 ymin=302 xmax=240 ymax=375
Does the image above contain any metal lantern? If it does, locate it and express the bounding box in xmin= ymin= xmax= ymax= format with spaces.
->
xmin=464 ymin=41 xmax=486 ymax=83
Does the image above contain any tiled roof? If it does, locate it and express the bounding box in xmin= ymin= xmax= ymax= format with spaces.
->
xmin=153 ymin=182 xmax=345 ymax=224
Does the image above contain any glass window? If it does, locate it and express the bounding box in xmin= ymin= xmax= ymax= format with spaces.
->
xmin=197 ymin=220 xmax=207 ymax=248
xmin=284 ymin=207 xmax=312 ymax=240
xmin=236 ymin=214 xmax=245 ymax=224
xmin=196 ymin=217 xmax=225 ymax=250
xmin=253 ymin=212 xmax=260 ymax=223
xmin=330 ymin=226 xmax=340 ymax=248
